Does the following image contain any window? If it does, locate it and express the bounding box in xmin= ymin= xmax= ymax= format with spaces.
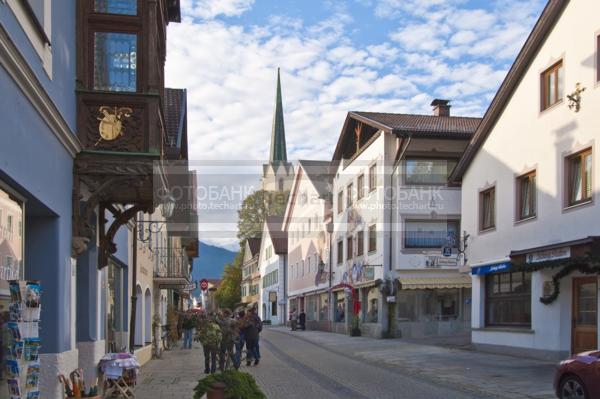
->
xmin=404 ymin=220 xmax=459 ymax=249
xmin=363 ymin=288 xmax=379 ymax=323
xmin=357 ymin=230 xmax=364 ymax=256
xmin=347 ymin=183 xmax=353 ymax=207
xmin=368 ymin=225 xmax=377 ymax=252
xmin=94 ymin=32 xmax=138 ymax=92
xmin=307 ymin=256 xmax=311 ymax=274
xmin=271 ymin=300 xmax=277 ymax=316
xmin=7 ymin=216 xmax=13 ymax=235
xmin=346 ymin=236 xmax=353 ymax=260
xmin=566 ymin=149 xmax=592 ymax=206
xmin=337 ymin=191 xmax=344 ymax=214
xmin=405 ymin=159 xmax=457 ymax=185
xmin=334 ymin=292 xmax=345 ymax=322
xmin=369 ymin=164 xmax=377 ymax=192
xmin=480 ymin=187 xmax=496 ymax=231
xmin=337 ymin=240 xmax=343 ymax=264
xmin=18 ymin=220 xmax=22 ymax=237
xmin=517 ymin=171 xmax=536 ymax=220
xmin=278 ymin=179 xmax=284 ymax=191
xmin=486 ymin=271 xmax=531 ymax=327
xmin=357 ymin=174 xmax=365 ymax=200
xmin=319 ymin=293 xmax=328 ymax=321
xmin=301 ymin=260 xmax=305 ymax=276
xmin=94 ymin=0 xmax=137 ymax=15
xmin=541 ymin=61 xmax=563 ymax=110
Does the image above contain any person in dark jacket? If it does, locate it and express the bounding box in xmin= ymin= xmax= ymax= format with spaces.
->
xmin=299 ymin=309 xmax=306 ymax=331
xmin=244 ymin=308 xmax=262 ymax=366
xmin=233 ymin=310 xmax=246 ymax=369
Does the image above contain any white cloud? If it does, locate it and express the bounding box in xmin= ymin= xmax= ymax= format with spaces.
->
xmin=182 ymin=0 xmax=255 ymax=20
xmin=165 ymin=0 xmax=545 ymax=248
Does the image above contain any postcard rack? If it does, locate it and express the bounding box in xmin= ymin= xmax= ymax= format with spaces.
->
xmin=3 ymin=280 xmax=42 ymax=399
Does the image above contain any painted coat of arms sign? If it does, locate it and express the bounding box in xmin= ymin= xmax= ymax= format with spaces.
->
xmin=96 ymin=106 xmax=133 ymax=145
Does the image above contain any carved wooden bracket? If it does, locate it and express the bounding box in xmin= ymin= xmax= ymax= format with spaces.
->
xmin=72 ymin=161 xmax=156 ymax=260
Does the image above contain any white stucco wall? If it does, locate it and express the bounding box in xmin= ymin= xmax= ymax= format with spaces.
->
xmin=461 ymin=0 xmax=600 ymax=357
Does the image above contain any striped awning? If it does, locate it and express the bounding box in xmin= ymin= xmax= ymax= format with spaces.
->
xmin=397 ymin=274 xmax=472 ymax=290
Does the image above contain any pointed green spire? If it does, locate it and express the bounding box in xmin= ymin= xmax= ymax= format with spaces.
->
xmin=269 ymin=68 xmax=287 ymax=163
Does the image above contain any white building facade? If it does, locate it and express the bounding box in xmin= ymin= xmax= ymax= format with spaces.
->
xmin=283 ymin=161 xmax=332 ymax=331
xmin=257 ymin=217 xmax=287 ymax=325
xmin=452 ymin=0 xmax=600 ymax=360
xmin=331 ymin=105 xmax=479 ymax=338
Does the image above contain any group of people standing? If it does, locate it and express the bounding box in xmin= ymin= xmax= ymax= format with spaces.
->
xmin=179 ymin=306 xmax=263 ymax=374
xmin=288 ymin=308 xmax=306 ymax=331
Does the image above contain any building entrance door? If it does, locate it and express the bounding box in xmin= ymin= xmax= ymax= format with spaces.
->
xmin=572 ymin=277 xmax=598 ymax=354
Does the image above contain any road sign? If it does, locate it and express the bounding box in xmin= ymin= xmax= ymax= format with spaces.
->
xmin=199 ymin=279 xmax=209 ymax=291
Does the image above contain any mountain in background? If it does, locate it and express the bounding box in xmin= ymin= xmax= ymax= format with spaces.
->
xmin=191 ymin=241 xmax=237 ymax=297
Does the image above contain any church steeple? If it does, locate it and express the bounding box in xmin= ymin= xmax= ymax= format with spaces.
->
xmin=269 ymin=68 xmax=287 ymax=163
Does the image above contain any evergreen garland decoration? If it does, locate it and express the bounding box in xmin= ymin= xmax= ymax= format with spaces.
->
xmin=510 ymin=254 xmax=600 ymax=305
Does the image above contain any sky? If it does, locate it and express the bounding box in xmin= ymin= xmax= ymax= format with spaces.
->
xmin=164 ymin=0 xmax=548 ymax=250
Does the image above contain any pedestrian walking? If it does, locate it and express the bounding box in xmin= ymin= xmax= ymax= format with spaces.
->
xmin=195 ymin=312 xmax=221 ymax=374
xmin=289 ymin=308 xmax=298 ymax=331
xmin=233 ymin=310 xmax=246 ymax=369
xmin=299 ymin=309 xmax=306 ymax=331
xmin=181 ymin=311 xmax=195 ymax=349
xmin=244 ymin=307 xmax=262 ymax=366
xmin=216 ymin=309 xmax=237 ymax=371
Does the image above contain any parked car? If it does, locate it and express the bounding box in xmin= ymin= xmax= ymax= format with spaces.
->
xmin=554 ymin=350 xmax=600 ymax=399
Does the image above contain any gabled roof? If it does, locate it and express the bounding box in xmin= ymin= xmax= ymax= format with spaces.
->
xmin=265 ymin=216 xmax=287 ymax=254
xmin=351 ymin=111 xmax=481 ymax=137
xmin=282 ymin=160 xmax=333 ymax=230
xmin=297 ymin=160 xmax=333 ymax=199
xmin=450 ymin=0 xmax=568 ymax=182
xmin=332 ymin=110 xmax=481 ymax=161
xmin=246 ymin=238 xmax=261 ymax=257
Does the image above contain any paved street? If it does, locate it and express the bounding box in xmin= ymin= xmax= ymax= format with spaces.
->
xmin=135 ymin=327 xmax=556 ymax=399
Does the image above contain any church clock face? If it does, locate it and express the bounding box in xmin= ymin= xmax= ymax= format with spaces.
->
xmin=96 ymin=106 xmax=133 ymax=145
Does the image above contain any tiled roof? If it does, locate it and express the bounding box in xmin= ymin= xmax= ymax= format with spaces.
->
xmin=298 ymin=160 xmax=333 ymax=199
xmin=164 ymin=88 xmax=185 ymax=148
xmin=266 ymin=216 xmax=287 ymax=254
xmin=247 ymin=238 xmax=262 ymax=257
xmin=351 ymin=111 xmax=481 ymax=137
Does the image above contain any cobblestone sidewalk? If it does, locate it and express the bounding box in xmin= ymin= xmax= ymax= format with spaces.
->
xmin=268 ymin=327 xmax=557 ymax=399
xmin=134 ymin=343 xmax=204 ymax=399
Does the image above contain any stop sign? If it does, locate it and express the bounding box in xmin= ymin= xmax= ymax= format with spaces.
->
xmin=199 ymin=279 xmax=209 ymax=291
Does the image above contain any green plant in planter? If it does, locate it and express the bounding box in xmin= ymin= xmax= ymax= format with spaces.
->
xmin=193 ymin=370 xmax=266 ymax=399
xmin=351 ymin=315 xmax=361 ymax=336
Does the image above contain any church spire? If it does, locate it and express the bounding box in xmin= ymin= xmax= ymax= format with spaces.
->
xmin=269 ymin=68 xmax=287 ymax=163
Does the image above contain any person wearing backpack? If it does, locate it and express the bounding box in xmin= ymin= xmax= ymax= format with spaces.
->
xmin=196 ymin=312 xmax=221 ymax=374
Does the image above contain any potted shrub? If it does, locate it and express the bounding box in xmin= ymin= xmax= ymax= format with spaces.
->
xmin=350 ymin=315 xmax=361 ymax=337
xmin=193 ymin=370 xmax=266 ymax=399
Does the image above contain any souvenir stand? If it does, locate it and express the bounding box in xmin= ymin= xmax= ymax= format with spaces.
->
xmin=3 ymin=280 xmax=42 ymax=399
xmin=98 ymin=352 xmax=140 ymax=398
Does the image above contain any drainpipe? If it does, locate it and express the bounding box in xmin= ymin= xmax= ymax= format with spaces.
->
xmin=129 ymin=219 xmax=138 ymax=353
xmin=385 ymin=135 xmax=411 ymax=338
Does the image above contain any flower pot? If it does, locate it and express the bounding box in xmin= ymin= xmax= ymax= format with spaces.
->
xmin=207 ymin=382 xmax=226 ymax=399
xmin=351 ymin=328 xmax=361 ymax=337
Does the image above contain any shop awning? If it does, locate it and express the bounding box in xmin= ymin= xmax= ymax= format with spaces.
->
xmin=471 ymin=261 xmax=511 ymax=276
xmin=397 ymin=275 xmax=471 ymax=290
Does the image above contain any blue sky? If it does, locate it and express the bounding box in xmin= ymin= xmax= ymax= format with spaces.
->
xmin=164 ymin=0 xmax=547 ymax=248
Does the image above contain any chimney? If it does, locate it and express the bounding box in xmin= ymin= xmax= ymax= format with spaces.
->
xmin=431 ymin=99 xmax=450 ymax=117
